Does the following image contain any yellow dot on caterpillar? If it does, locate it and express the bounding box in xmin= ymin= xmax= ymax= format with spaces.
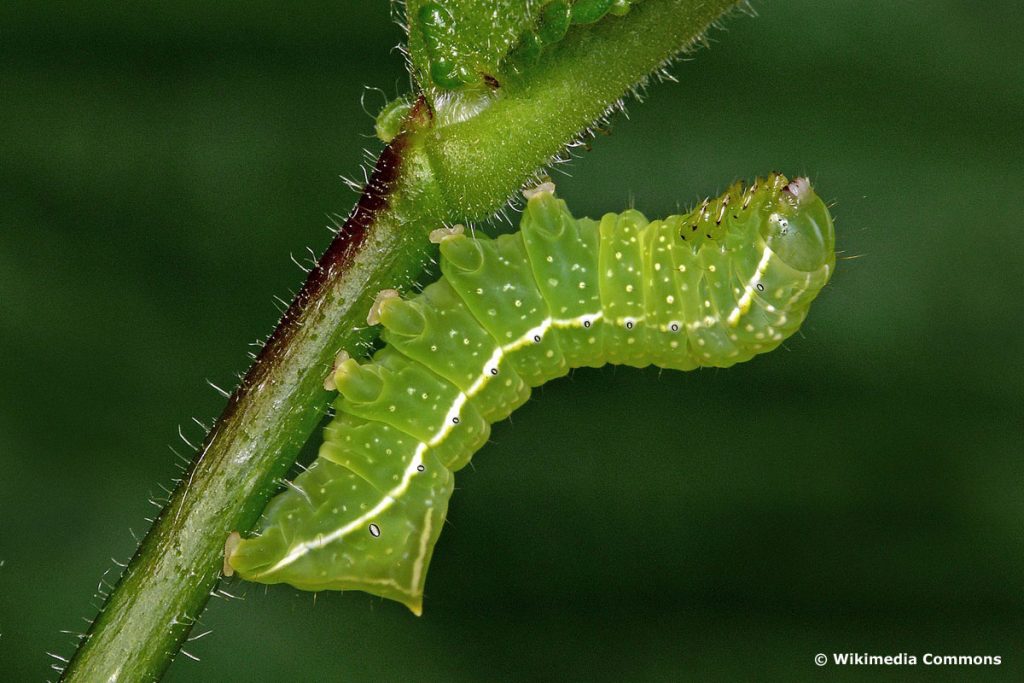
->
xmin=545 ymin=350 xmax=554 ymax=357
xmin=666 ymin=295 xmax=675 ymax=304
xmin=546 ymin=256 xmax=553 ymax=262
xmin=698 ymin=339 xmax=706 ymax=346
xmin=670 ymin=341 xmax=678 ymax=348
xmin=708 ymin=265 xmax=716 ymax=272
xmin=654 ymin=263 xmax=661 ymax=271
xmin=745 ymin=324 xmax=755 ymax=332
xmin=514 ymin=300 xmax=522 ymax=307
xmin=678 ymin=265 xmax=686 ymax=272
xmin=704 ymin=300 xmax=711 ymax=308
xmin=578 ymin=282 xmax=586 ymax=289
xmin=626 ymin=285 xmax=634 ymax=293
xmin=614 ymin=251 xmax=622 ymax=260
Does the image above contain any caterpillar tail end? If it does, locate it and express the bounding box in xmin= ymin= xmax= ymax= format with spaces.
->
xmin=225 ymin=528 xmax=429 ymax=614
xmin=406 ymin=597 xmax=424 ymax=617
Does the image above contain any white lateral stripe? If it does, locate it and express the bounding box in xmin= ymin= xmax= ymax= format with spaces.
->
xmin=554 ymin=311 xmax=603 ymax=329
xmin=466 ymin=347 xmax=505 ymax=396
xmin=409 ymin=507 xmax=434 ymax=593
xmin=429 ymin=392 xmax=468 ymax=445
xmin=260 ymin=443 xmax=428 ymax=575
xmin=727 ymin=246 xmax=774 ymax=326
xmin=266 ymin=311 xmax=609 ymax=573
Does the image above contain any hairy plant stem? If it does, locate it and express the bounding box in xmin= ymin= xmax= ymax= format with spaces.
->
xmin=61 ymin=2 xmax=739 ymax=679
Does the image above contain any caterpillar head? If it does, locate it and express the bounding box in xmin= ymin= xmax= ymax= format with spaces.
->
xmin=761 ymin=176 xmax=835 ymax=273
xmin=672 ymin=174 xmax=835 ymax=364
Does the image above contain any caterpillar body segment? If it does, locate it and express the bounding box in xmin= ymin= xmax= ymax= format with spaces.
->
xmin=229 ymin=174 xmax=835 ymax=613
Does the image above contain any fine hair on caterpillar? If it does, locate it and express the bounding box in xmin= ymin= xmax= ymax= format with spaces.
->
xmin=227 ymin=173 xmax=835 ymax=615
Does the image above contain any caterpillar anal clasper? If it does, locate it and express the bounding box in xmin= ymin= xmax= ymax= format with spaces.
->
xmin=228 ymin=174 xmax=835 ymax=614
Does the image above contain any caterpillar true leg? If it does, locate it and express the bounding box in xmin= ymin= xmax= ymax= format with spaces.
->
xmin=227 ymin=174 xmax=835 ymax=614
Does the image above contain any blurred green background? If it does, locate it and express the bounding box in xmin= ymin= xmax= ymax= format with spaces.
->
xmin=2 ymin=1 xmax=1022 ymax=680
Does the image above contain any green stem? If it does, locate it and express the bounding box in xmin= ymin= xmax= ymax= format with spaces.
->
xmin=61 ymin=2 xmax=739 ymax=679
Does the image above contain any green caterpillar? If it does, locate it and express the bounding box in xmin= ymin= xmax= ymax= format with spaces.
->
xmin=227 ymin=174 xmax=835 ymax=614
